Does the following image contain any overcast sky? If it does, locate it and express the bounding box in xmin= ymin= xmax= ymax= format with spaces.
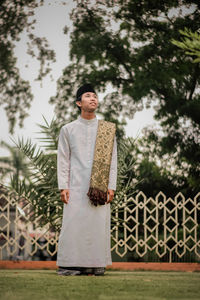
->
xmin=0 ymin=0 xmax=156 ymax=156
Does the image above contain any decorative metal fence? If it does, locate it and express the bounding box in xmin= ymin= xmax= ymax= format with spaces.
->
xmin=0 ymin=186 xmax=199 ymax=262
xmin=111 ymin=192 xmax=200 ymax=262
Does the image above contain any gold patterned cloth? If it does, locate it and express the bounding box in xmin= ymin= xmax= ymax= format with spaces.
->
xmin=87 ymin=120 xmax=116 ymax=206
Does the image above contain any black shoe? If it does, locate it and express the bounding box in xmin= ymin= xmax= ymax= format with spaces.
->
xmin=93 ymin=267 xmax=105 ymax=276
xmin=57 ymin=268 xmax=81 ymax=276
xmin=80 ymin=268 xmax=94 ymax=275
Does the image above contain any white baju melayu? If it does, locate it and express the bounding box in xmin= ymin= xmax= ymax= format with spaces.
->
xmin=56 ymin=116 xmax=117 ymax=268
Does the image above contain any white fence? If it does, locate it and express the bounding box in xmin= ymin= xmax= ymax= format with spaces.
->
xmin=111 ymin=192 xmax=200 ymax=262
xmin=0 ymin=186 xmax=199 ymax=262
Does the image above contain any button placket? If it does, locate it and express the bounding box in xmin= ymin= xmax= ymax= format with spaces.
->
xmin=87 ymin=124 xmax=92 ymax=163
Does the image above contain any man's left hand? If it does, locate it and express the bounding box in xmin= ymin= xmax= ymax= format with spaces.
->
xmin=107 ymin=189 xmax=114 ymax=204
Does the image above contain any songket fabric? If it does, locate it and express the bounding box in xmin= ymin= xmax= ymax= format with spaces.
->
xmin=88 ymin=120 xmax=116 ymax=206
xmin=56 ymin=116 xmax=117 ymax=268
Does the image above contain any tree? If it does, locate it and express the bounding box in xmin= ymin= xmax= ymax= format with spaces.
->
xmin=0 ymin=0 xmax=55 ymax=133
xmin=50 ymin=0 xmax=200 ymax=192
xmin=132 ymin=132 xmax=192 ymax=196
xmin=172 ymin=28 xmax=200 ymax=63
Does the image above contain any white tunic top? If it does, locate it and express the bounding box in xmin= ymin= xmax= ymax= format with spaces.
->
xmin=56 ymin=116 xmax=117 ymax=267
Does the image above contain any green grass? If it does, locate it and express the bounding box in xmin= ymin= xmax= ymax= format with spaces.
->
xmin=0 ymin=270 xmax=199 ymax=300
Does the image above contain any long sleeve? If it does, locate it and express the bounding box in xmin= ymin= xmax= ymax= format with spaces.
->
xmin=108 ymin=136 xmax=117 ymax=191
xmin=57 ymin=127 xmax=71 ymax=190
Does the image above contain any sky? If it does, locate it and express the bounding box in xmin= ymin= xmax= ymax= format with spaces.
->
xmin=0 ymin=0 xmax=157 ymax=156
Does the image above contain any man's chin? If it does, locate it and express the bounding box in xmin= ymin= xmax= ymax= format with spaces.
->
xmin=86 ymin=108 xmax=96 ymax=113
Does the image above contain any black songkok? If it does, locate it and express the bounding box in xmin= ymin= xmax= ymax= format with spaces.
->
xmin=76 ymin=84 xmax=96 ymax=101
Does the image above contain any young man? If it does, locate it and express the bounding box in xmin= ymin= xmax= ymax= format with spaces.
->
xmin=57 ymin=84 xmax=117 ymax=276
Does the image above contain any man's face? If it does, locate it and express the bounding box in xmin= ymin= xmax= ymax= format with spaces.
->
xmin=76 ymin=92 xmax=98 ymax=113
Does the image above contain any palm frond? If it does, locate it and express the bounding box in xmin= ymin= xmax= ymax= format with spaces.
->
xmin=9 ymin=136 xmax=62 ymax=230
xmin=111 ymin=137 xmax=140 ymax=221
xmin=11 ymin=137 xmax=56 ymax=182
xmin=36 ymin=116 xmax=63 ymax=151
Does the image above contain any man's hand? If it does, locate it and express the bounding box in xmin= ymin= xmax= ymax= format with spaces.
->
xmin=60 ymin=189 xmax=70 ymax=204
xmin=107 ymin=189 xmax=114 ymax=204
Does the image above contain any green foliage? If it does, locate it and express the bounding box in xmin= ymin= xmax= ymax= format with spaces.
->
xmin=11 ymin=138 xmax=62 ymax=230
xmin=0 ymin=0 xmax=55 ymax=133
xmin=111 ymin=138 xmax=138 ymax=221
xmin=10 ymin=119 xmax=62 ymax=230
xmin=36 ymin=116 xmax=64 ymax=150
xmin=51 ymin=1 xmax=200 ymax=126
xmin=50 ymin=0 xmax=200 ymax=192
xmin=116 ymin=134 xmax=183 ymax=198
xmin=172 ymin=28 xmax=200 ymax=63
xmin=0 ymin=141 xmax=31 ymax=185
xmin=2 ymin=0 xmax=199 ymax=193
xmin=144 ymin=125 xmax=200 ymax=195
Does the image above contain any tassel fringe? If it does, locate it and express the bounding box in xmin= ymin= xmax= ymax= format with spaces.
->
xmin=87 ymin=187 xmax=107 ymax=206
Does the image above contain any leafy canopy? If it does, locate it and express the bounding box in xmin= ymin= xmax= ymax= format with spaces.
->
xmin=50 ymin=0 xmax=200 ymax=192
xmin=0 ymin=0 xmax=55 ymax=133
xmin=51 ymin=1 xmax=200 ymax=125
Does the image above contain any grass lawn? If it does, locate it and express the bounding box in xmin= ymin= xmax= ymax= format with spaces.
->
xmin=0 ymin=270 xmax=199 ymax=300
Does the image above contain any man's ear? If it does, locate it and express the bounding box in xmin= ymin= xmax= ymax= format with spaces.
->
xmin=76 ymin=101 xmax=81 ymax=108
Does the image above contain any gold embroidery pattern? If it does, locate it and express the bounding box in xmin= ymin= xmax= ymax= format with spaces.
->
xmin=90 ymin=120 xmax=116 ymax=192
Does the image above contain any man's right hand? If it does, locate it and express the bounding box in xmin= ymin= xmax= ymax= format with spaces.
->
xmin=60 ymin=189 xmax=70 ymax=204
